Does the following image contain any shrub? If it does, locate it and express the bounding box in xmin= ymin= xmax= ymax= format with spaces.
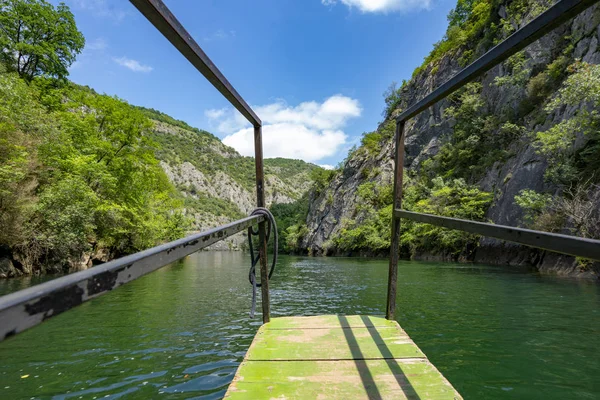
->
xmin=383 ymin=82 xmax=405 ymax=118
xmin=514 ymin=189 xmax=553 ymax=226
xmin=534 ymin=62 xmax=600 ymax=184
xmin=310 ymin=167 xmax=336 ymax=196
xmin=361 ymin=131 xmax=382 ymax=157
xmin=333 ymin=177 xmax=492 ymax=257
xmin=401 ymin=177 xmax=493 ymax=257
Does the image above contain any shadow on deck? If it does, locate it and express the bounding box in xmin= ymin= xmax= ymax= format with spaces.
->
xmin=224 ymin=315 xmax=461 ymax=399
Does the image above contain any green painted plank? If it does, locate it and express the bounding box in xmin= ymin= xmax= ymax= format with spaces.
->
xmin=247 ymin=325 xmax=424 ymax=360
xmin=225 ymin=359 xmax=462 ymax=399
xmin=265 ymin=315 xmax=396 ymax=330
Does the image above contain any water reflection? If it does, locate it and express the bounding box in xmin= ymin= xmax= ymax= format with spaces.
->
xmin=0 ymin=252 xmax=598 ymax=399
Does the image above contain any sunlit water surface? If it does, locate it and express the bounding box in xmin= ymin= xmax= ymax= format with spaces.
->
xmin=0 ymin=252 xmax=599 ymax=399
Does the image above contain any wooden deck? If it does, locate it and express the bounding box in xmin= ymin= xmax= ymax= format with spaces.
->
xmin=225 ymin=315 xmax=462 ymax=399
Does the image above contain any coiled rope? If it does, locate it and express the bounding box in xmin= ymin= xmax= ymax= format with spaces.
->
xmin=247 ymin=208 xmax=278 ymax=318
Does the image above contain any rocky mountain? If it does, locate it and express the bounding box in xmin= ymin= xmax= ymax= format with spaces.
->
xmin=297 ymin=0 xmax=600 ymax=278
xmin=143 ymin=109 xmax=318 ymax=250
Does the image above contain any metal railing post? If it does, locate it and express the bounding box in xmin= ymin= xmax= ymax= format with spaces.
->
xmin=254 ymin=125 xmax=270 ymax=323
xmin=386 ymin=121 xmax=406 ymax=320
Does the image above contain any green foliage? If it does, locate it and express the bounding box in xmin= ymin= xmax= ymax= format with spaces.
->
xmin=285 ymin=223 xmax=309 ymax=253
xmin=360 ymin=131 xmax=382 ymax=157
xmin=265 ymin=158 xmax=319 ymax=182
xmin=499 ymin=0 xmax=553 ymax=37
xmin=0 ymin=0 xmax=84 ymax=80
xmin=423 ymin=83 xmax=517 ymax=181
xmin=136 ymin=106 xmax=221 ymax=142
xmin=382 ymin=81 xmax=405 ymax=118
xmin=33 ymin=175 xmax=98 ymax=258
xmin=270 ymin=192 xmax=310 ymax=253
xmin=513 ymin=186 xmax=600 ymax=239
xmin=333 ymin=177 xmax=492 ymax=256
xmin=534 ymin=62 xmax=600 ymax=184
xmin=526 ymin=71 xmax=552 ymax=103
xmin=514 ymin=189 xmax=552 ymax=226
xmin=183 ymin=195 xmax=243 ymax=221
xmin=0 ymin=72 xmax=51 ymax=247
xmin=310 ymin=167 xmax=336 ymax=196
xmin=379 ymin=120 xmax=396 ymax=141
xmin=0 ymin=72 xmax=189 ymax=269
xmin=357 ymin=182 xmax=393 ymax=210
xmin=547 ymin=56 xmax=570 ymax=82
xmin=494 ymin=52 xmax=530 ymax=88
xmin=413 ymin=0 xmax=555 ymax=81
xmin=401 ymin=177 xmax=492 ymax=256
xmin=332 ymin=182 xmax=394 ymax=253
xmin=414 ymin=0 xmax=494 ymax=77
xmin=333 ymin=205 xmax=392 ymax=253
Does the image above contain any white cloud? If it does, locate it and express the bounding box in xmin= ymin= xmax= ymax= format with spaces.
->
xmin=86 ymin=37 xmax=108 ymax=51
xmin=113 ymin=57 xmax=153 ymax=73
xmin=208 ymin=95 xmax=362 ymax=163
xmin=68 ymin=0 xmax=129 ymax=21
xmin=322 ymin=0 xmax=431 ymax=13
xmin=204 ymin=29 xmax=236 ymax=42
xmin=319 ymin=164 xmax=335 ymax=170
xmin=204 ymin=108 xmax=226 ymax=120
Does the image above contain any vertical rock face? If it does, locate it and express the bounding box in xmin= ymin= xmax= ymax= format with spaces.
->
xmin=302 ymin=2 xmax=600 ymax=277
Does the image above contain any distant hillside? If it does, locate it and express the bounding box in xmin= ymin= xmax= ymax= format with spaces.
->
xmin=0 ymin=72 xmax=318 ymax=278
xmin=145 ymin=108 xmax=319 ymax=250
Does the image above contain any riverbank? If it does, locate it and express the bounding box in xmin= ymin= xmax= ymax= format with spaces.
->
xmin=2 ymin=245 xmax=599 ymax=280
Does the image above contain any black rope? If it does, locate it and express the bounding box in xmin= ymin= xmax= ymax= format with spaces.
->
xmin=247 ymin=208 xmax=278 ymax=318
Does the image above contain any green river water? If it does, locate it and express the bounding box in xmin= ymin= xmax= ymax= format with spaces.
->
xmin=0 ymin=252 xmax=599 ymax=399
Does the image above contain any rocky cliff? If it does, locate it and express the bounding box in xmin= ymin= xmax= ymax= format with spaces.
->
xmin=300 ymin=0 xmax=600 ymax=278
xmin=149 ymin=117 xmax=317 ymax=250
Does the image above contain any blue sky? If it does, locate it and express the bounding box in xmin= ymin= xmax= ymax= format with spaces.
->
xmin=57 ymin=0 xmax=456 ymax=167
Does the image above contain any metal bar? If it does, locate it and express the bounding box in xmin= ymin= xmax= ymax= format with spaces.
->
xmin=253 ymin=125 xmax=270 ymax=323
xmin=396 ymin=0 xmax=600 ymax=123
xmin=0 ymin=215 xmax=264 ymax=343
xmin=386 ymin=122 xmax=406 ymax=321
xmin=395 ymin=210 xmax=600 ymax=261
xmin=129 ymin=0 xmax=261 ymax=127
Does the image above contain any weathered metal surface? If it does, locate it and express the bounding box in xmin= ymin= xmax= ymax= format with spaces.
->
xmin=253 ymin=126 xmax=271 ymax=323
xmin=387 ymin=121 xmax=405 ymax=321
xmin=396 ymin=210 xmax=600 ymax=261
xmin=225 ymin=315 xmax=462 ymax=399
xmin=396 ymin=0 xmax=600 ymax=123
xmin=128 ymin=0 xmax=261 ymax=127
xmin=0 ymin=216 xmax=264 ymax=343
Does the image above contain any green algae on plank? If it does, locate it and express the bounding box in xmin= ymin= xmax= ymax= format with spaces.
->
xmin=264 ymin=315 xmax=397 ymax=330
xmin=225 ymin=316 xmax=462 ymax=399
xmin=225 ymin=359 xmax=461 ymax=399
xmin=248 ymin=326 xmax=424 ymax=360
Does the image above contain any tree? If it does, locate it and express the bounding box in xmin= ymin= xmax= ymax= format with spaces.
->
xmin=0 ymin=0 xmax=84 ymax=80
xmin=534 ymin=62 xmax=600 ymax=184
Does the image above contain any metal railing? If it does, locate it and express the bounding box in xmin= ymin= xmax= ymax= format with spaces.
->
xmin=0 ymin=0 xmax=271 ymax=343
xmin=386 ymin=0 xmax=600 ymax=320
xmin=0 ymin=216 xmax=264 ymax=341
xmin=3 ymin=0 xmax=600 ymax=343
